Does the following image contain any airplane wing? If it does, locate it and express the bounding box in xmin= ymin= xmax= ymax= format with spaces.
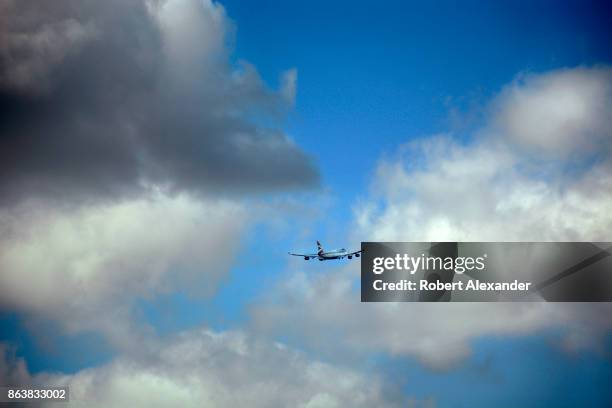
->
xmin=288 ymin=252 xmax=319 ymax=257
xmin=347 ymin=249 xmax=363 ymax=256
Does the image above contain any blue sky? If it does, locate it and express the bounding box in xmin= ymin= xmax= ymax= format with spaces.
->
xmin=1 ymin=1 xmax=612 ymax=406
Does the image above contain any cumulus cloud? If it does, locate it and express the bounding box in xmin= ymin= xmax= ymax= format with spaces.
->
xmin=254 ymin=264 xmax=612 ymax=368
xmin=0 ymin=329 xmax=407 ymax=408
xmin=361 ymin=135 xmax=612 ymax=242
xmin=492 ymin=67 xmax=612 ymax=159
xmin=252 ymin=66 xmax=612 ymax=369
xmin=0 ymin=194 xmax=247 ymax=347
xmin=0 ymin=0 xmax=319 ymax=355
xmin=0 ymin=0 xmax=318 ymax=207
xmin=360 ymin=66 xmax=612 ymax=242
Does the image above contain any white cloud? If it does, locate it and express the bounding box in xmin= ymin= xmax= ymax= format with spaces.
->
xmin=252 ymin=66 xmax=612 ymax=369
xmin=254 ymin=263 xmax=612 ymax=368
xmin=1 ymin=329 xmax=406 ymax=408
xmin=492 ymin=66 xmax=612 ymax=159
xmin=361 ymin=136 xmax=612 ymax=242
xmin=359 ymin=67 xmax=612 ymax=242
xmin=0 ymin=194 xmax=247 ymax=348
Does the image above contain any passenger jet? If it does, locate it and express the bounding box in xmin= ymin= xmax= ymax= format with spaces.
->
xmin=289 ymin=241 xmax=363 ymax=261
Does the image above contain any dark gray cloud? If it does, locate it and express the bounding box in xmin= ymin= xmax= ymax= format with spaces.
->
xmin=0 ymin=0 xmax=318 ymax=207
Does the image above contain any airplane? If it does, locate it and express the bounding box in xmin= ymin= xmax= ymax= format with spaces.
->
xmin=289 ymin=240 xmax=363 ymax=261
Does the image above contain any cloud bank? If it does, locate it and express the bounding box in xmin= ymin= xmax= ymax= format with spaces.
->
xmin=0 ymin=194 xmax=247 ymax=348
xmin=1 ymin=329 xmax=407 ymax=408
xmin=0 ymin=0 xmax=317 ymax=349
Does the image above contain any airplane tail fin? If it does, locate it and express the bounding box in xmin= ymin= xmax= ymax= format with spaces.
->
xmin=317 ymin=240 xmax=324 ymax=255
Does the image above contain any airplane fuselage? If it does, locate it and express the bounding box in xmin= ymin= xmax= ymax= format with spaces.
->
xmin=290 ymin=241 xmax=362 ymax=261
xmin=308 ymin=249 xmax=361 ymax=261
